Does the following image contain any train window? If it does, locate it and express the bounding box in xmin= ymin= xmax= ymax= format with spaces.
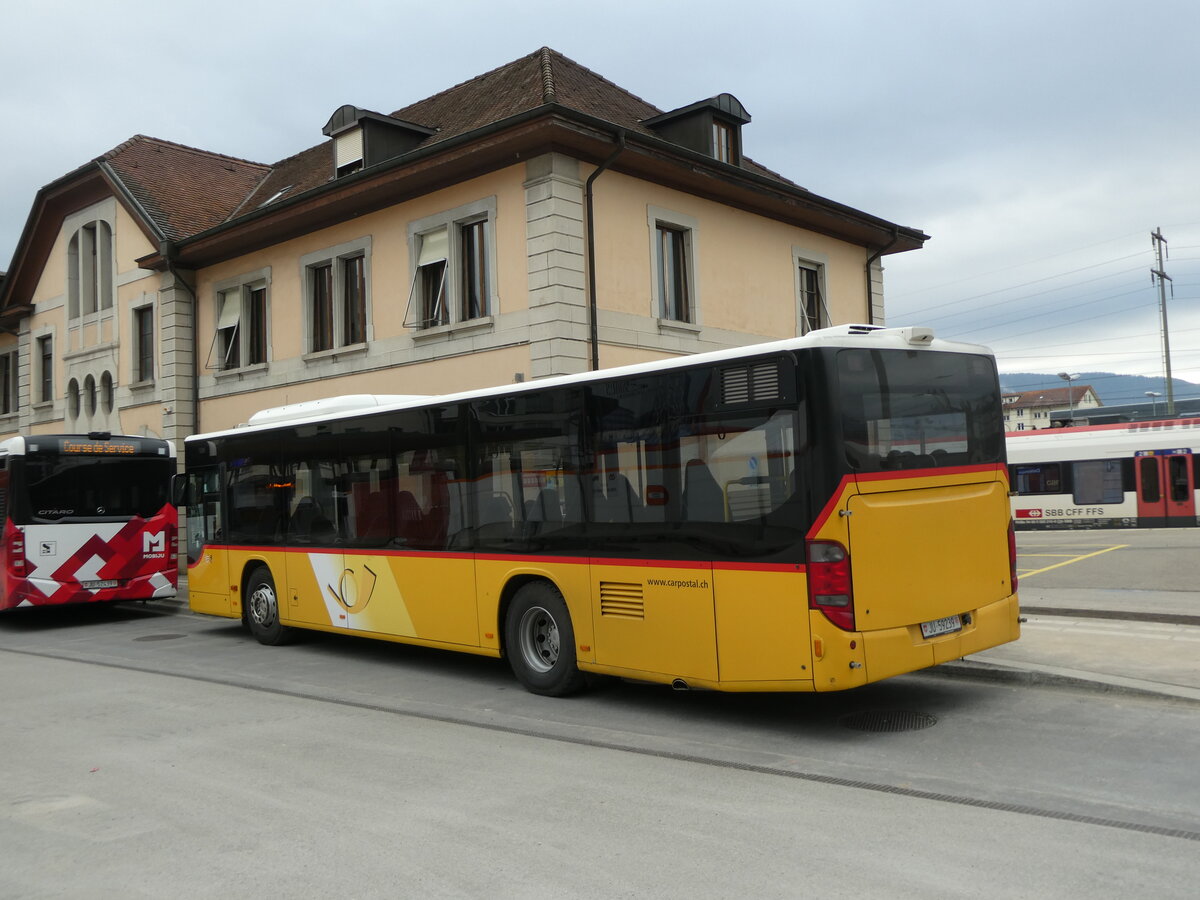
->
xmin=1139 ymin=457 xmax=1160 ymax=503
xmin=1072 ymin=459 xmax=1123 ymax=505
xmin=1168 ymin=456 xmax=1190 ymax=503
xmin=1013 ymin=464 xmax=1062 ymax=494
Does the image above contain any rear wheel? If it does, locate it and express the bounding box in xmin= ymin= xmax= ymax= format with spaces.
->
xmin=245 ymin=566 xmax=295 ymax=646
xmin=504 ymin=581 xmax=586 ymax=696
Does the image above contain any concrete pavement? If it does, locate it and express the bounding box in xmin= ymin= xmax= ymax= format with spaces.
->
xmin=940 ymin=587 xmax=1200 ymax=703
xmin=162 ymin=576 xmax=1200 ymax=704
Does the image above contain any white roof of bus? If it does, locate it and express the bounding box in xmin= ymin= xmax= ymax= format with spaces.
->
xmin=188 ymin=324 xmax=996 ymax=442
xmin=1006 ymin=419 xmax=1200 ymax=462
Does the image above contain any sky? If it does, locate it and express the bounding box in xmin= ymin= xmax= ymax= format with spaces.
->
xmin=2 ymin=0 xmax=1198 ymax=398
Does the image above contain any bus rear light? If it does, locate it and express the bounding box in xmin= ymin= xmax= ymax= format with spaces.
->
xmin=1008 ymin=519 xmax=1018 ymax=592
xmin=807 ymin=539 xmax=855 ymax=631
xmin=168 ymin=524 xmax=179 ymax=565
xmin=9 ymin=530 xmax=27 ymax=576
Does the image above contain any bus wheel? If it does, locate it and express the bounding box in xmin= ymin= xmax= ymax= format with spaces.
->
xmin=245 ymin=566 xmax=295 ymax=646
xmin=505 ymin=581 xmax=587 ymax=696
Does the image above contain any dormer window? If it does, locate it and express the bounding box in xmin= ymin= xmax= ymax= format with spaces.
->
xmin=334 ymin=128 xmax=364 ymax=178
xmin=712 ymin=120 xmax=733 ymax=163
xmin=322 ymin=105 xmax=436 ymax=179
xmin=643 ymin=93 xmax=750 ymax=167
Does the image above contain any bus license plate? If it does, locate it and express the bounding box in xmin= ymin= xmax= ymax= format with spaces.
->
xmin=920 ymin=615 xmax=962 ymax=639
xmin=81 ymin=579 xmax=118 ymax=589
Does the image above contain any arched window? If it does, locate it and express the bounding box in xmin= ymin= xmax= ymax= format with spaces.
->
xmin=84 ymin=375 xmax=97 ymax=417
xmin=67 ymin=378 xmax=81 ymax=420
xmin=67 ymin=219 xmax=114 ymax=319
xmin=100 ymin=372 xmax=114 ymax=413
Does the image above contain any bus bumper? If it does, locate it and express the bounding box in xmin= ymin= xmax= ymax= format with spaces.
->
xmin=812 ymin=593 xmax=1021 ymax=690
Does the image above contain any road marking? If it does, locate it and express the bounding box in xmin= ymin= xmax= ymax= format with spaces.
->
xmin=1020 ymin=553 xmax=1091 ymax=558
xmin=1020 ymin=544 xmax=1128 ymax=579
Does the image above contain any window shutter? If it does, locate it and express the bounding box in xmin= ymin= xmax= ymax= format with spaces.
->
xmin=417 ymin=228 xmax=449 ymax=265
xmin=334 ymin=128 xmax=364 ymax=170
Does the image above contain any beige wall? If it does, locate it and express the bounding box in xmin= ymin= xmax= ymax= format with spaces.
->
xmin=196 ymin=168 xmax=528 ymax=354
xmin=589 ymin=169 xmax=869 ymax=332
xmin=199 ymin=344 xmax=531 ymax=429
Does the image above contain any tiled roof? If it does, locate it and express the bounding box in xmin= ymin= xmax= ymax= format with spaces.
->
xmin=102 ymin=136 xmax=270 ymax=242
xmin=1003 ymin=386 xmax=1096 ymax=407
xmin=238 ymin=47 xmax=795 ymax=216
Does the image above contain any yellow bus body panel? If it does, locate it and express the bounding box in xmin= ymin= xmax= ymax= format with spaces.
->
xmin=713 ymin=567 xmax=812 ymax=685
xmin=848 ymin=479 xmax=1013 ymax=631
xmin=189 ymin=463 xmax=1018 ymax=693
xmin=474 ymin=557 xmax=593 ymax=656
xmin=589 ymin=561 xmax=718 ymax=683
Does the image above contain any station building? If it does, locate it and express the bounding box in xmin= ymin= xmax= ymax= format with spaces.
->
xmin=0 ymin=48 xmax=927 ymax=447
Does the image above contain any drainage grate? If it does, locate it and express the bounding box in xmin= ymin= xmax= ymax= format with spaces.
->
xmin=133 ymin=634 xmax=187 ymax=642
xmin=839 ymin=710 xmax=938 ymax=733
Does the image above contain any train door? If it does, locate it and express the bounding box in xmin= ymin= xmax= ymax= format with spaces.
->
xmin=1135 ymin=451 xmax=1196 ymax=526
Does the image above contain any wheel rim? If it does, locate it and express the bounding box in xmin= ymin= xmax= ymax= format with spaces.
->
xmin=517 ymin=605 xmax=560 ymax=674
xmin=248 ymin=581 xmax=278 ymax=629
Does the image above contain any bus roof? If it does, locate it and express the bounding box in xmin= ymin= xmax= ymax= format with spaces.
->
xmin=188 ymin=324 xmax=996 ymax=442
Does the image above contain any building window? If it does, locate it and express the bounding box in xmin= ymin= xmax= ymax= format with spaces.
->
xmin=712 ymin=120 xmax=733 ymax=163
xmin=211 ymin=277 xmax=270 ymax=371
xmin=134 ymin=306 xmax=155 ymax=382
xmin=100 ymin=371 xmax=114 ymax=413
xmin=310 ymin=263 xmax=334 ymax=352
xmin=656 ymin=224 xmax=691 ymax=322
xmin=343 ymin=255 xmax=366 ymax=345
xmin=67 ymin=379 xmax=81 ymax=420
xmin=37 ymin=336 xmax=53 ymax=404
xmin=67 ymin=220 xmax=113 ymax=319
xmin=405 ymin=199 xmax=496 ymax=331
xmin=797 ymin=263 xmax=826 ymax=334
xmin=648 ymin=207 xmax=700 ymax=327
xmin=0 ymin=352 xmax=17 ymax=415
xmin=411 ymin=229 xmax=449 ymax=328
xmin=300 ymin=239 xmax=371 ymax=353
xmin=84 ymin=375 xmax=97 ymax=417
xmin=460 ymin=220 xmax=488 ymax=321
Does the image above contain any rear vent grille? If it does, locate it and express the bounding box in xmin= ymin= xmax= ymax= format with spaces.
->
xmin=721 ymin=361 xmax=782 ymax=405
xmin=600 ymin=582 xmax=644 ymax=619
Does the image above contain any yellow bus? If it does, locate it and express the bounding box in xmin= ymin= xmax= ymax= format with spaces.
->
xmin=181 ymin=325 xmax=1019 ymax=695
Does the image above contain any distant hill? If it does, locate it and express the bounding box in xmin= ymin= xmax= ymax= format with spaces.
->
xmin=999 ymin=372 xmax=1200 ymax=407
xmin=993 ymin=372 xmax=1200 ymax=408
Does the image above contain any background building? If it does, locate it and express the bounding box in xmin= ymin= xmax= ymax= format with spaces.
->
xmin=1002 ymin=385 xmax=1101 ymax=431
xmin=0 ymin=48 xmax=926 ymax=447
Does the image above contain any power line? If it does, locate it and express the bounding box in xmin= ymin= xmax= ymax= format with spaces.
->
xmin=897 ymin=251 xmax=1150 ymax=319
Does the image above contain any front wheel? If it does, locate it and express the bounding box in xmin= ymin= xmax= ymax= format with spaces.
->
xmin=244 ymin=565 xmax=296 ymax=646
xmin=504 ymin=582 xmax=587 ymax=696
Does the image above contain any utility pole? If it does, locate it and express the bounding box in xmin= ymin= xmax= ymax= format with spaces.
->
xmin=1150 ymin=227 xmax=1175 ymax=416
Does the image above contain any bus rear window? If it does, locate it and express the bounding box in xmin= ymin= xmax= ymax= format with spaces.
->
xmin=837 ymin=348 xmax=1003 ymax=472
xmin=18 ymin=457 xmax=172 ymax=522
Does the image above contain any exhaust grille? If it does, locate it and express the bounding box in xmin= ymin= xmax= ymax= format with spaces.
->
xmin=600 ymin=581 xmax=644 ymax=619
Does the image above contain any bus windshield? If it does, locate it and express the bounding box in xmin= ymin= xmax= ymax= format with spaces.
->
xmin=17 ymin=456 xmax=173 ymax=523
xmin=837 ymin=348 xmax=1004 ymax=472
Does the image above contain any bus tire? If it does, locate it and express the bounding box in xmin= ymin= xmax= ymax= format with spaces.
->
xmin=504 ymin=581 xmax=587 ymax=697
xmin=244 ymin=565 xmax=295 ymax=646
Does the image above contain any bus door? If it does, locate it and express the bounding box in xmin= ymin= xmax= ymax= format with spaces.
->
xmin=283 ymin=460 xmax=351 ymax=629
xmin=1135 ymin=450 xmax=1196 ymax=526
xmin=184 ymin=466 xmax=231 ymax=616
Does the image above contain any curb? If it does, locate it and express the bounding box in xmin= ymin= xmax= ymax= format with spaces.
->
xmin=1020 ymin=606 xmax=1200 ymax=627
xmin=930 ymin=658 xmax=1200 ymax=705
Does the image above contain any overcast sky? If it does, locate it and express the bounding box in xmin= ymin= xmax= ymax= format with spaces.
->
xmin=3 ymin=0 xmax=1198 ymax=394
